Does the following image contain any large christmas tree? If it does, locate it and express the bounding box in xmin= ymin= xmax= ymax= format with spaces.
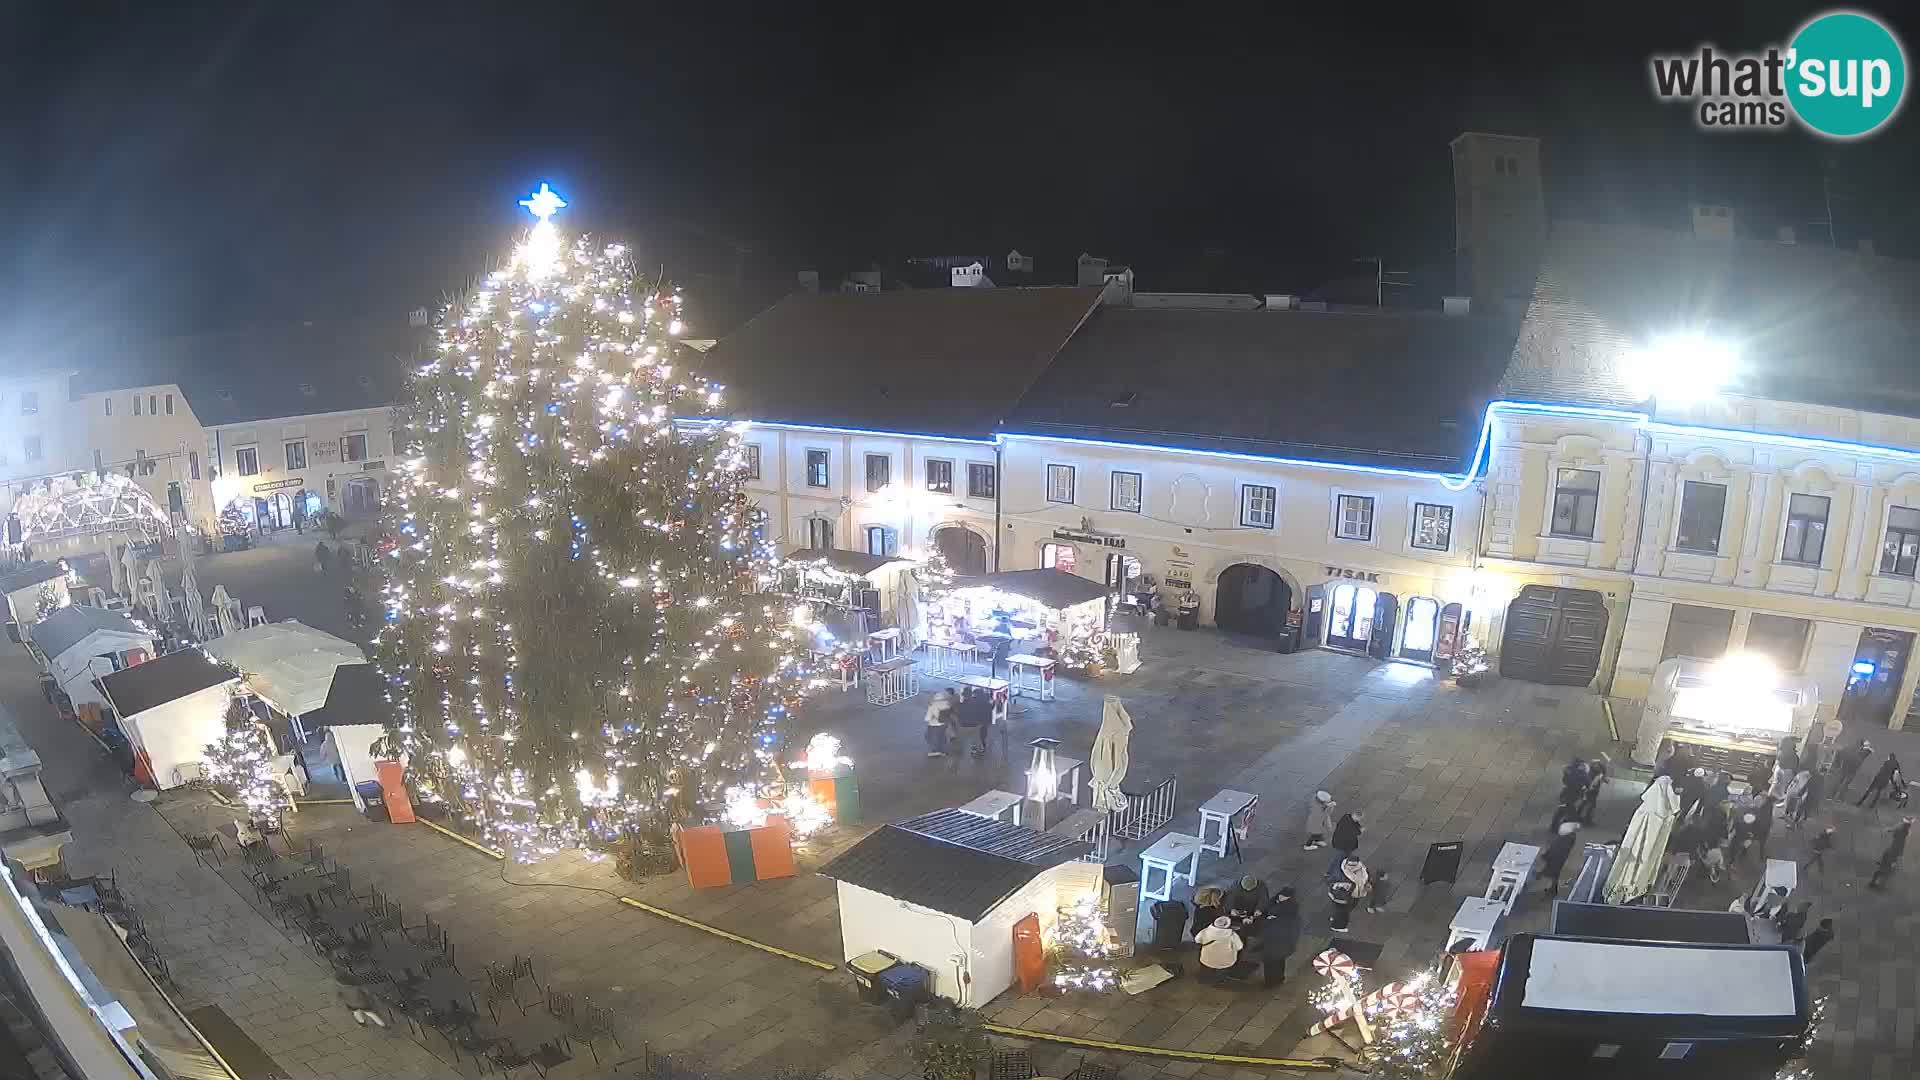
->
xmin=376 ymin=185 xmax=813 ymax=853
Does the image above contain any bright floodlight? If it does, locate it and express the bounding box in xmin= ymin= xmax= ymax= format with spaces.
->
xmin=1621 ymin=333 xmax=1738 ymax=403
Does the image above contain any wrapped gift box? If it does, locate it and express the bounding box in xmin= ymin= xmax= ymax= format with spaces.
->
xmin=806 ymin=767 xmax=860 ymax=826
xmin=674 ymin=817 xmax=797 ymax=888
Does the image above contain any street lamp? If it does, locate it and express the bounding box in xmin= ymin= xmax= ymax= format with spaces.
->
xmin=1620 ymin=333 xmax=1739 ymax=407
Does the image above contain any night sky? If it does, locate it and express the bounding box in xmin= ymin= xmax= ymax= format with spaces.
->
xmin=2 ymin=1 xmax=1916 ymax=357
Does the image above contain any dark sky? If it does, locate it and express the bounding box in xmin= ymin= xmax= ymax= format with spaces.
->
xmin=2 ymin=0 xmax=1916 ymax=354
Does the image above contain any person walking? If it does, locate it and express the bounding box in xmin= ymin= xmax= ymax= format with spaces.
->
xmin=1803 ymin=826 xmax=1836 ymax=875
xmin=1788 ymin=770 xmax=1825 ymax=828
xmin=1302 ymin=791 xmax=1337 ymax=851
xmin=1751 ymin=796 xmax=1777 ymax=866
xmin=1578 ymin=753 xmax=1611 ymax=825
xmin=1259 ymin=888 xmax=1301 ymax=987
xmin=1860 ymin=754 xmax=1902 ymax=808
xmin=1559 ymin=758 xmax=1591 ymax=807
xmin=1835 ymin=739 xmax=1874 ymax=796
xmin=1781 ymin=770 xmax=1812 ymax=822
xmin=1801 ymin=918 xmax=1835 ymax=964
xmin=923 ymin=689 xmax=955 ymax=756
xmin=314 ymin=540 xmax=332 ymax=576
xmin=1195 ymin=917 xmax=1246 ymax=983
xmin=1868 ymin=817 xmax=1912 ymax=889
xmin=1541 ymin=821 xmax=1581 ymax=897
xmin=1327 ymin=855 xmax=1370 ymax=931
xmin=1332 ymin=810 xmax=1365 ymax=856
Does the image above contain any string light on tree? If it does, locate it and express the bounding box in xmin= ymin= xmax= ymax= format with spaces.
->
xmin=374 ymin=182 xmax=819 ymax=856
xmin=1047 ymin=894 xmax=1120 ymax=993
xmin=202 ymin=686 xmax=292 ymax=826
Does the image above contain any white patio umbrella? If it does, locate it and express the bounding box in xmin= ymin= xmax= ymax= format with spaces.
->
xmin=143 ymin=563 xmax=172 ymax=625
xmin=119 ymin=541 xmax=141 ymax=600
xmin=210 ymin=584 xmax=242 ymax=637
xmin=178 ymin=555 xmax=206 ymax=640
xmin=1603 ymin=774 xmax=1681 ymax=905
xmin=1089 ymin=695 xmax=1135 ymax=813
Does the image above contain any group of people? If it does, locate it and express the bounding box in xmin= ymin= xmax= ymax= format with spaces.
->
xmin=922 ymin=687 xmax=996 ymax=757
xmin=1189 ymin=877 xmax=1302 ymax=987
xmin=1300 ymin=791 xmax=1392 ymax=931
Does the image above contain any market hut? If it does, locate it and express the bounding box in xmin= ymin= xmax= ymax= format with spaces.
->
xmin=1632 ymin=654 xmax=1820 ymax=771
xmin=201 ymin=620 xmax=368 ymax=744
xmin=96 ymin=650 xmax=241 ymax=789
xmin=0 ymin=563 xmax=71 ymax=640
xmin=299 ymin=663 xmax=391 ymax=810
xmin=928 ymin=568 xmax=1112 ymax=671
xmin=821 ymin=808 xmax=1092 ymax=1007
xmin=30 ymin=606 xmax=156 ymax=712
xmin=783 ymin=548 xmax=918 ymax=625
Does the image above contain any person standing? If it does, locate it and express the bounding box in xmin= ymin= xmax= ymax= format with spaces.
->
xmin=1835 ymin=739 xmax=1874 ymax=796
xmin=1327 ymin=855 xmax=1370 ymax=931
xmin=1781 ymin=770 xmax=1812 ymax=822
xmin=1302 ymin=791 xmax=1337 ymax=851
xmin=1189 ymin=887 xmax=1224 ymax=940
xmin=1223 ymin=876 xmax=1269 ymax=928
xmin=1788 ymin=770 xmax=1824 ymax=828
xmin=1578 ymin=754 xmax=1611 ymax=825
xmin=1867 ymin=817 xmax=1912 ymax=890
xmin=1803 ymin=826 xmax=1836 ymax=875
xmin=1801 ymin=918 xmax=1835 ymax=964
xmin=1751 ymin=796 xmax=1777 ymax=866
xmin=1332 ymin=810 xmax=1365 ymax=856
xmin=314 ymin=541 xmax=332 ymax=576
xmin=1260 ymin=888 xmax=1301 ymax=987
xmin=1194 ymin=916 xmax=1245 ymax=983
xmin=1541 ymin=821 xmax=1581 ymax=897
xmin=1860 ymin=754 xmax=1902 ymax=808
xmin=923 ymin=689 xmax=955 ymax=756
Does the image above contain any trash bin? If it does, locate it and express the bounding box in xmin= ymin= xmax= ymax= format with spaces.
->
xmin=847 ymin=950 xmax=899 ymax=1005
xmin=876 ymin=961 xmax=929 ymax=1020
xmin=1151 ymin=899 xmax=1189 ymax=951
xmin=1276 ymin=627 xmax=1299 ymax=654
xmin=355 ymin=781 xmax=388 ymax=822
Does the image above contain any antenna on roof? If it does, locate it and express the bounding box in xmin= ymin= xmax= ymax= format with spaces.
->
xmin=1352 ymin=256 xmax=1413 ymax=307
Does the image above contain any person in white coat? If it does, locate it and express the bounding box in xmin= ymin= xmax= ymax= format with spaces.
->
xmin=1303 ymin=790 xmax=1337 ymax=851
xmin=923 ymin=690 xmax=956 ymax=756
xmin=1195 ymin=916 xmax=1246 ymax=983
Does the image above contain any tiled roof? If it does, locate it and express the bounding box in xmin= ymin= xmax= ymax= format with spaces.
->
xmin=820 ymin=808 xmax=1089 ymax=922
xmin=1504 ymin=220 xmax=1920 ymax=417
xmin=97 ymin=650 xmax=237 ymax=718
xmin=699 ymin=288 xmax=1103 ymax=440
xmin=1006 ymin=305 xmax=1520 ymax=472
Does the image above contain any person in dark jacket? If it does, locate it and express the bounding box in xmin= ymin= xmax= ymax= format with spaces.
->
xmin=1259 ymin=888 xmax=1301 ymax=987
xmin=1804 ymin=826 xmax=1837 ymax=875
xmin=1223 ymin=876 xmax=1269 ymax=929
xmin=1677 ymin=768 xmax=1710 ymax=823
xmin=1859 ymin=753 xmax=1901 ymax=808
xmin=1801 ymin=918 xmax=1835 ymax=963
xmin=1776 ymin=901 xmax=1811 ymax=944
xmin=1578 ymin=754 xmax=1611 ymax=825
xmin=1189 ymin=887 xmax=1224 ymax=939
xmin=1332 ymin=811 xmax=1364 ymax=855
xmin=1788 ymin=770 xmax=1825 ymax=828
xmin=1750 ymin=796 xmax=1777 ymax=865
xmin=1868 ymin=818 xmax=1912 ymax=889
xmin=1834 ymin=739 xmax=1873 ymax=795
xmin=1559 ymin=758 xmax=1590 ymax=806
xmin=1541 ymin=821 xmax=1581 ymax=896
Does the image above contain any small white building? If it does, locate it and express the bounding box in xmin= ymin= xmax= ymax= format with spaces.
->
xmin=96 ymin=650 xmax=241 ymax=790
xmin=0 ymin=563 xmax=71 ymax=639
xmin=821 ymin=808 xmax=1094 ymax=1007
xmin=30 ymin=606 xmax=155 ymax=712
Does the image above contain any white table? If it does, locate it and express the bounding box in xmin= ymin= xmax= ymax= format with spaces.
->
xmin=1485 ymin=841 xmax=1541 ymax=914
xmin=1448 ymin=897 xmax=1504 ymax=951
xmin=947 ymin=675 xmax=1011 ymax=726
xmin=1139 ymin=831 xmax=1204 ymax=901
xmin=959 ymin=789 xmax=1023 ymax=827
xmin=867 ymin=628 xmax=902 ymax=664
xmin=924 ymin=641 xmax=978 ymax=677
xmin=864 ymin=657 xmax=917 ymax=707
xmin=1196 ymin=789 xmax=1258 ymax=858
xmin=1007 ymin=653 xmax=1056 ymax=700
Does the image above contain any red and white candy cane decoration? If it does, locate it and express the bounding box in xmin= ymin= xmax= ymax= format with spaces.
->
xmin=1312 ymin=949 xmax=1356 ymax=979
xmin=1307 ymin=980 xmax=1411 ymax=1035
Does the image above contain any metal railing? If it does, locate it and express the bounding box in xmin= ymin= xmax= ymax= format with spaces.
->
xmin=1110 ymin=776 xmax=1177 ymax=841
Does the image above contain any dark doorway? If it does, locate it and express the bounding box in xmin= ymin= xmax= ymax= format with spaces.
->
xmin=1367 ymin=591 xmax=1399 ymax=659
xmin=1303 ymin=584 xmax=1326 ymax=647
xmin=935 ymin=526 xmax=989 ymax=576
xmin=1845 ymin=627 xmax=1914 ymax=727
xmin=1326 ymin=582 xmax=1378 ymax=652
xmin=1214 ymin=563 xmax=1291 ymax=637
xmin=1500 ymin=585 xmax=1609 ymax=686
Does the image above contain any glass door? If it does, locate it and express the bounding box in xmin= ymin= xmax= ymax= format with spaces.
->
xmin=1327 ymin=583 xmax=1377 ymax=651
xmin=1400 ymin=596 xmax=1439 ymax=663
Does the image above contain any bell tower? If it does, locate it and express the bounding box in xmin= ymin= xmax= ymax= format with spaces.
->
xmin=1450 ymin=132 xmax=1546 ymax=314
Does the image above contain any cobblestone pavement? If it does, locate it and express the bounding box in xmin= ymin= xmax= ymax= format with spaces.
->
xmin=13 ymin=552 xmax=1920 ymax=1078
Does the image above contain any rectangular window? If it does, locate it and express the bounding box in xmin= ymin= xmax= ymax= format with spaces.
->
xmin=132 ymin=394 xmax=142 ymax=416
xmin=865 ymin=453 xmax=890 ymax=493
xmin=805 ymin=449 xmax=830 ymax=488
xmin=165 ymin=393 xmax=174 ymax=415
xmin=392 ymin=427 xmax=403 ymax=455
xmin=104 ymin=397 xmax=112 ymax=417
xmin=1040 ymin=543 xmax=1076 ymax=572
xmin=1046 ymin=464 xmax=1076 ymax=504
xmin=1881 ymin=506 xmax=1920 ymax=577
xmin=1675 ymin=481 xmax=1727 ymax=553
xmin=18 ymin=391 xmax=36 ymax=415
xmin=1550 ymin=468 xmax=1601 ymax=538
xmin=967 ymin=462 xmax=997 ymax=499
xmin=1336 ymin=494 xmax=1374 ymax=541
xmin=1660 ymin=603 xmax=1734 ymax=662
xmin=189 ymin=450 xmax=200 ymax=480
xmin=284 ymin=440 xmax=307 ymax=471
xmin=865 ymin=525 xmax=897 ymax=556
xmin=925 ymin=458 xmax=953 ymax=494
xmin=235 ymin=447 xmax=259 ymax=476
xmin=1745 ymin=613 xmax=1812 ymax=671
xmin=148 ymin=394 xmax=158 ymax=415
xmin=1780 ymin=493 xmax=1830 ymax=566
xmin=1412 ymin=502 xmax=1454 ymax=551
xmin=24 ymin=435 xmax=42 ymax=462
xmin=341 ymin=433 xmax=368 ymax=462
xmin=1240 ymin=484 xmax=1276 ymax=529
xmin=1110 ymin=471 xmax=1142 ymax=513
xmin=807 ymin=517 xmax=833 ymax=550
xmin=741 ymin=443 xmax=762 ymax=480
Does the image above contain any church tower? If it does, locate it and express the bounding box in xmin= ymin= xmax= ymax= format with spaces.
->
xmin=1450 ymin=132 xmax=1546 ymax=314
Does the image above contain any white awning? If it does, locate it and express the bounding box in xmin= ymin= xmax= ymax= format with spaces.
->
xmin=201 ymin=620 xmax=365 ymax=716
xmin=1521 ymin=939 xmax=1797 ymax=1017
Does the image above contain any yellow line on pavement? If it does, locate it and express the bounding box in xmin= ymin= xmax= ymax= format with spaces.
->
xmin=616 ymin=897 xmax=838 ymax=970
xmin=1602 ymin=698 xmax=1619 ymax=741
xmin=982 ymin=1024 xmax=1335 ymax=1070
xmin=415 ymin=817 xmax=506 ymax=859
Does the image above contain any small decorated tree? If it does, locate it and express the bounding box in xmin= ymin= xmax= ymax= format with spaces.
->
xmin=1359 ymin=968 xmax=1460 ymax=1079
xmin=35 ymin=582 xmax=62 ymax=619
xmin=202 ymin=689 xmax=291 ymax=825
xmin=1048 ymin=894 xmax=1121 ymax=992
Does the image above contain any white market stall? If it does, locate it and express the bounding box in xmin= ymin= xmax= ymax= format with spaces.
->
xmin=30 ymin=606 xmax=156 ymax=712
xmin=0 ymin=563 xmax=71 ymax=640
xmin=201 ymin=620 xmax=368 ymax=744
xmin=96 ymin=650 xmax=241 ymax=789
xmin=783 ymin=548 xmax=920 ymax=629
xmin=298 ymin=663 xmax=393 ymax=809
xmin=1632 ymin=654 xmax=1820 ymax=773
xmin=926 ymin=568 xmax=1112 ymax=673
xmin=820 ymin=808 xmax=1096 ymax=1007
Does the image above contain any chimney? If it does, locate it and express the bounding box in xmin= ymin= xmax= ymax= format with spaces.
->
xmin=1099 ymin=266 xmax=1134 ymax=305
xmin=1443 ymin=296 xmax=1472 ymax=316
xmin=1691 ymin=204 xmax=1736 ymax=238
xmin=408 ymin=307 xmax=429 ymax=327
xmin=797 ymin=270 xmax=820 ymax=292
xmin=1777 ymin=226 xmax=1796 ymax=245
xmin=1859 ymin=237 xmax=1877 ymax=256
xmin=1076 ymin=253 xmax=1109 ymax=287
xmin=1264 ymin=294 xmax=1295 ymax=311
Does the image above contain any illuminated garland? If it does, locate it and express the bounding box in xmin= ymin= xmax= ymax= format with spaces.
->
xmin=202 ymin=689 xmax=292 ymax=826
xmin=373 ymin=186 xmax=821 ymax=855
xmin=1047 ymin=894 xmax=1120 ymax=992
xmin=1357 ymin=968 xmax=1458 ymax=1078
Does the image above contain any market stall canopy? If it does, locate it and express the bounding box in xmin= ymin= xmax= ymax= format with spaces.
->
xmin=97 ymin=650 xmax=238 ymax=718
xmin=0 ymin=562 xmax=67 ymax=596
xmin=299 ymin=663 xmax=391 ymax=731
xmin=32 ymin=606 xmax=150 ymax=667
xmin=783 ymin=548 xmax=908 ymax=578
xmin=820 ymin=807 xmax=1089 ymax=922
xmin=968 ymin=569 xmax=1109 ymax=610
xmin=201 ymin=620 xmax=366 ymax=716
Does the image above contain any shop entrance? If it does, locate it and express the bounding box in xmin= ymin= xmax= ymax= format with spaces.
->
xmin=1400 ymin=596 xmax=1441 ymax=664
xmin=1844 ymin=627 xmax=1913 ymax=727
xmin=1214 ymin=563 xmax=1291 ymax=637
xmin=344 ymin=477 xmax=381 ymax=516
xmin=1499 ymin=585 xmax=1608 ymax=686
xmin=934 ymin=526 xmax=989 ymax=576
xmin=1434 ymin=602 xmax=1469 ymax=668
xmin=1326 ymin=582 xmax=1376 ymax=652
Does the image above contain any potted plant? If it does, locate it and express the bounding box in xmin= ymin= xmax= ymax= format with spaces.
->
xmin=911 ymin=1002 xmax=990 ymax=1080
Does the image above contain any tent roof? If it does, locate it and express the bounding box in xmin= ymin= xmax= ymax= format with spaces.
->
xmin=300 ymin=663 xmax=391 ymax=731
xmin=32 ymin=606 xmax=151 ymax=663
xmin=1487 ymin=934 xmax=1807 ymax=1039
xmin=784 ymin=548 xmax=907 ymax=578
xmin=965 ymin=569 xmax=1109 ymax=610
xmin=97 ymin=651 xmax=238 ymax=718
xmin=0 ymin=562 xmax=67 ymax=595
xmin=820 ymin=808 xmax=1089 ymax=922
xmin=201 ymin=620 xmax=367 ymax=716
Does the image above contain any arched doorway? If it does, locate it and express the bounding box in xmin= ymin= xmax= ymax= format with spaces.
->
xmin=344 ymin=477 xmax=381 ymax=516
xmin=1326 ymin=582 xmax=1376 ymax=652
xmin=934 ymin=525 xmax=988 ymax=576
xmin=1214 ymin=563 xmax=1291 ymax=637
xmin=1400 ymin=596 xmax=1441 ymax=664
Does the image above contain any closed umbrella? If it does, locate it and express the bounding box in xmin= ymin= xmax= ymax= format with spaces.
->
xmin=119 ymin=542 xmax=141 ymax=601
xmin=1090 ymin=695 xmax=1135 ymax=813
xmin=210 ymin=585 xmax=242 ymax=637
xmin=179 ymin=555 xmax=206 ymax=640
xmin=1604 ymin=775 xmax=1681 ymax=905
xmin=897 ymin=576 xmax=921 ymax=651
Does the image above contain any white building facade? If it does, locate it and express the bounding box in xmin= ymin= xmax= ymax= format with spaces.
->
xmin=205 ymin=404 xmax=401 ymax=529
